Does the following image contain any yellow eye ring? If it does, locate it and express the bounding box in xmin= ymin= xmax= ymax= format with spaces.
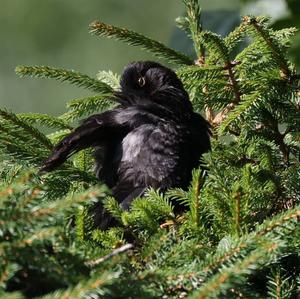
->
xmin=138 ymin=77 xmax=146 ymax=87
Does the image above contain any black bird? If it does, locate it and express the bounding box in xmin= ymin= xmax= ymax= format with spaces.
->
xmin=41 ymin=61 xmax=210 ymax=225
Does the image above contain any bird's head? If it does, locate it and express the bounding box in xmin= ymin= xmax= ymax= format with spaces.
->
xmin=117 ymin=61 xmax=193 ymax=115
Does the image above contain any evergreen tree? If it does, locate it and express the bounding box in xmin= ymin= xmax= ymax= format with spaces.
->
xmin=1 ymin=1 xmax=299 ymax=298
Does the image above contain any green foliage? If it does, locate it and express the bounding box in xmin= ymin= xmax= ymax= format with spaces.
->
xmin=17 ymin=113 xmax=72 ymax=130
xmin=0 ymin=1 xmax=299 ymax=298
xmin=183 ymin=0 xmax=204 ymax=61
xmin=89 ymin=20 xmax=194 ymax=66
xmin=15 ymin=66 xmax=114 ymax=94
xmin=61 ymin=95 xmax=115 ymax=122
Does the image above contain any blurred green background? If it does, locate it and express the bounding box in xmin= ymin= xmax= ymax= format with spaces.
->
xmin=1 ymin=0 xmax=299 ymax=115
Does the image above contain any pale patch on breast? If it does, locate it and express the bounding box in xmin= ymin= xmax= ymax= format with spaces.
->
xmin=121 ymin=130 xmax=145 ymax=162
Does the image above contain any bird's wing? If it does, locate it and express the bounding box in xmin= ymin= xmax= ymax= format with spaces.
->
xmin=40 ymin=106 xmax=160 ymax=172
xmin=40 ymin=109 xmax=126 ymax=172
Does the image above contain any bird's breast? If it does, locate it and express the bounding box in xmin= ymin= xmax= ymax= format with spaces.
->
xmin=121 ymin=127 xmax=149 ymax=162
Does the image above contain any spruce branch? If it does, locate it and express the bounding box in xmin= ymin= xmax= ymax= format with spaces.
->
xmin=18 ymin=113 xmax=72 ymax=130
xmin=267 ymin=270 xmax=294 ymax=299
xmin=73 ymin=149 xmax=94 ymax=172
xmin=256 ymin=207 xmax=300 ymax=237
xmin=177 ymin=65 xmax=225 ymax=90
xmin=262 ymin=109 xmax=290 ymax=164
xmin=187 ymin=169 xmax=207 ymax=228
xmin=243 ymin=16 xmax=292 ymax=79
xmin=233 ymin=187 xmax=242 ymax=236
xmin=191 ymin=242 xmax=279 ymax=299
xmin=15 ymin=66 xmax=114 ymax=94
xmin=40 ymin=271 xmax=120 ymax=299
xmin=209 ymin=61 xmax=242 ymax=126
xmin=61 ymin=95 xmax=115 ymax=122
xmin=224 ymin=60 xmax=242 ymax=105
xmin=203 ymin=205 xmax=300 ymax=275
xmin=224 ymin=22 xmax=247 ymax=53
xmin=201 ymin=32 xmax=229 ymax=63
xmin=192 ymin=31 xmax=242 ymax=126
xmin=30 ymin=188 xmax=103 ymax=220
xmin=89 ymin=20 xmax=193 ymax=65
xmin=0 ymin=109 xmax=53 ymax=151
xmin=14 ymin=228 xmax=59 ymax=248
xmin=103 ymin=196 xmax=124 ymax=222
xmin=193 ymin=172 xmax=201 ymax=228
xmin=219 ymin=91 xmax=260 ymax=133
xmin=97 ymin=70 xmax=120 ymax=90
xmin=175 ymin=16 xmax=191 ymax=35
xmin=46 ymin=129 xmax=71 ymax=144
xmin=183 ymin=0 xmax=205 ymax=64
xmin=85 ymin=243 xmax=134 ymax=267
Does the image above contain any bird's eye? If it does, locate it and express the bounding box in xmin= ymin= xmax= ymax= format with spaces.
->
xmin=138 ymin=77 xmax=146 ymax=87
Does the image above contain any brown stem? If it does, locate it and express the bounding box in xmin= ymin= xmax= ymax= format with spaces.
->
xmin=85 ymin=243 xmax=133 ymax=267
xmin=226 ymin=61 xmax=241 ymax=105
xmin=205 ymin=106 xmax=215 ymax=124
xmin=194 ymin=44 xmax=206 ymax=66
xmin=209 ymin=61 xmax=242 ymax=127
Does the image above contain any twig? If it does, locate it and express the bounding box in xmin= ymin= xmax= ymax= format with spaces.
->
xmin=225 ymin=61 xmax=241 ymax=105
xmin=204 ymin=61 xmax=241 ymax=127
xmin=85 ymin=243 xmax=134 ymax=267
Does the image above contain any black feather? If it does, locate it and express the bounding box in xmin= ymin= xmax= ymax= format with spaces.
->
xmin=41 ymin=61 xmax=211 ymax=228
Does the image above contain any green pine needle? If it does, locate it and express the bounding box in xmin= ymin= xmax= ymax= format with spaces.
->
xmin=61 ymin=95 xmax=115 ymax=122
xmin=18 ymin=113 xmax=72 ymax=130
xmin=89 ymin=20 xmax=194 ymax=65
xmin=15 ymin=65 xmax=114 ymax=93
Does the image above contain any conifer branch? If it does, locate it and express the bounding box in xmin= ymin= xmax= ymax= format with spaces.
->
xmin=192 ymin=243 xmax=278 ymax=299
xmin=85 ymin=243 xmax=134 ymax=267
xmin=183 ymin=0 xmax=205 ymax=64
xmin=2 ymin=5 xmax=299 ymax=297
xmin=211 ymin=61 xmax=242 ymax=126
xmin=97 ymin=70 xmax=120 ymax=89
xmin=219 ymin=91 xmax=260 ymax=133
xmin=224 ymin=22 xmax=247 ymax=53
xmin=175 ymin=16 xmax=191 ymax=35
xmin=267 ymin=270 xmax=293 ymax=299
xmin=194 ymin=32 xmax=242 ymax=125
xmin=0 ymin=109 xmax=53 ymax=151
xmin=177 ymin=65 xmax=225 ymax=90
xmin=201 ymin=32 xmax=229 ymax=62
xmin=15 ymin=66 xmax=114 ymax=93
xmin=262 ymin=109 xmax=290 ymax=164
xmin=234 ymin=188 xmax=242 ymax=236
xmin=209 ymin=63 xmax=241 ymax=126
xmin=243 ymin=16 xmax=291 ymax=79
xmin=194 ymin=175 xmax=201 ymax=228
xmin=224 ymin=60 xmax=242 ymax=105
xmin=189 ymin=169 xmax=206 ymax=228
xmin=256 ymin=208 xmax=300 ymax=237
xmin=18 ymin=113 xmax=72 ymax=130
xmin=89 ymin=21 xmax=193 ymax=65
xmin=203 ymin=205 xmax=300 ymax=274
xmin=61 ymin=95 xmax=115 ymax=122
xmin=31 ymin=189 xmax=103 ymax=220
xmin=40 ymin=272 xmax=120 ymax=299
